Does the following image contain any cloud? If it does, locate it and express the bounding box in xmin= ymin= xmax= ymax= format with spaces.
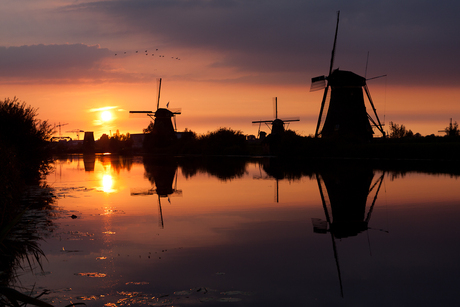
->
xmin=2 ymin=1 xmax=459 ymax=86
xmin=0 ymin=43 xmax=148 ymax=84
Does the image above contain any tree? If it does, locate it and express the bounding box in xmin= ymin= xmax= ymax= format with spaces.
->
xmin=388 ymin=121 xmax=414 ymax=139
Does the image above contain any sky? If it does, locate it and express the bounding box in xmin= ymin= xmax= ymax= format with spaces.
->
xmin=1 ymin=0 xmax=459 ymax=139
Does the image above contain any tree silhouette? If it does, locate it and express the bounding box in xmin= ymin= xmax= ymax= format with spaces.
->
xmin=389 ymin=121 xmax=414 ymax=138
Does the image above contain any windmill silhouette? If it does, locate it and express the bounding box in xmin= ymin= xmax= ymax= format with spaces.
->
xmin=252 ymin=97 xmax=299 ymax=137
xmin=311 ymin=11 xmax=385 ymax=140
xmin=130 ymin=78 xmax=181 ymax=147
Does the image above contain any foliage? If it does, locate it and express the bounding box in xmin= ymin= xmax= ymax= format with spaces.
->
xmin=198 ymin=128 xmax=248 ymax=155
xmin=143 ymin=121 xmax=154 ymax=134
xmin=97 ymin=130 xmax=132 ymax=153
xmin=388 ymin=121 xmax=414 ymax=139
xmin=0 ymin=97 xmax=53 ymax=183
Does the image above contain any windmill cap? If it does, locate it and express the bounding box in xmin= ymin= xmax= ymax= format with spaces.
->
xmin=155 ymin=108 xmax=174 ymax=117
xmin=329 ymin=69 xmax=366 ymax=87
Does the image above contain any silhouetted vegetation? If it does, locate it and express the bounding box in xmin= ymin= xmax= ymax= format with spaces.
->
xmin=0 ymin=97 xmax=60 ymax=306
xmin=97 ymin=130 xmax=132 ymax=154
xmin=388 ymin=121 xmax=414 ymax=138
xmin=0 ymin=97 xmax=53 ymax=183
xmin=441 ymin=120 xmax=460 ymax=138
xmin=197 ymin=128 xmax=248 ymax=155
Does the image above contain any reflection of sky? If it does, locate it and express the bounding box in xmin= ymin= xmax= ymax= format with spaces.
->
xmin=19 ymin=156 xmax=460 ymax=306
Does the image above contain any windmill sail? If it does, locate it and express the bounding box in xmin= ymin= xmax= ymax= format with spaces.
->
xmin=310 ymin=75 xmax=326 ymax=92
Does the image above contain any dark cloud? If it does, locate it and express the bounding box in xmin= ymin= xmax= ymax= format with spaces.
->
xmin=55 ymin=0 xmax=460 ymax=86
xmin=0 ymin=43 xmax=147 ymax=84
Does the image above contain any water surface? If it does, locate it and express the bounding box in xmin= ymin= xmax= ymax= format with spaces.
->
xmin=20 ymin=155 xmax=460 ymax=306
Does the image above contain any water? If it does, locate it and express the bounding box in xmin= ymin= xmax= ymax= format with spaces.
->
xmin=18 ymin=155 xmax=460 ymax=306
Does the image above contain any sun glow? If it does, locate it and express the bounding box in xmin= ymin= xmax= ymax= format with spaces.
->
xmin=101 ymin=111 xmax=113 ymax=122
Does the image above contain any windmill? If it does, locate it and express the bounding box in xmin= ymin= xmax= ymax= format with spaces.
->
xmin=130 ymin=78 xmax=181 ymax=147
xmin=311 ymin=11 xmax=385 ymax=140
xmin=252 ymin=97 xmax=300 ymax=137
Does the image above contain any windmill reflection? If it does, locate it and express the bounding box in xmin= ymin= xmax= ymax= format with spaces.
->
xmin=313 ymin=167 xmax=385 ymax=297
xmin=314 ymin=168 xmax=384 ymax=238
xmin=131 ymin=158 xmax=182 ymax=228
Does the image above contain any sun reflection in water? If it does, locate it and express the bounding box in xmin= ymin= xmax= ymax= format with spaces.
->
xmin=102 ymin=174 xmax=115 ymax=193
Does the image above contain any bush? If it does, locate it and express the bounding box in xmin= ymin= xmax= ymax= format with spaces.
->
xmin=199 ymin=128 xmax=248 ymax=155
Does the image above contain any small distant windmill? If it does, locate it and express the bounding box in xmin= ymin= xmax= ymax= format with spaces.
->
xmin=252 ymin=97 xmax=300 ymax=137
xmin=311 ymin=11 xmax=385 ymax=140
xmin=130 ymin=78 xmax=181 ymax=146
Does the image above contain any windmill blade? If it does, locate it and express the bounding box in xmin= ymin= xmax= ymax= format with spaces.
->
xmin=366 ymin=74 xmax=387 ymax=81
xmin=252 ymin=120 xmax=273 ymax=124
xmin=315 ymin=86 xmax=330 ymax=137
xmin=328 ymin=11 xmax=340 ymax=76
xmin=129 ymin=110 xmax=154 ymax=118
xmin=363 ymin=84 xmax=385 ymax=137
xmin=310 ymin=75 xmax=327 ymax=92
xmin=130 ymin=188 xmax=155 ymax=196
xmin=169 ymin=108 xmax=182 ymax=114
xmin=279 ymin=117 xmax=300 ymax=122
xmin=158 ymin=195 xmax=164 ymax=229
xmin=273 ymin=97 xmax=278 ymax=119
xmin=156 ymin=78 xmax=162 ymax=110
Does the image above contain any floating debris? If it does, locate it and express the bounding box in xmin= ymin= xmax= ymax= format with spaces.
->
xmin=75 ymin=272 xmax=107 ymax=278
xmin=61 ymin=247 xmax=80 ymax=253
xmin=218 ymin=297 xmax=242 ymax=302
xmin=125 ymin=282 xmax=149 ymax=285
xmin=96 ymin=257 xmax=107 ymax=260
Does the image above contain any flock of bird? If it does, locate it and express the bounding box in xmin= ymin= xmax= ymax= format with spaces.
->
xmin=114 ymin=49 xmax=181 ymax=60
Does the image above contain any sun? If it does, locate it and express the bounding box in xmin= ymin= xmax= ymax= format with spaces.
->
xmin=101 ymin=110 xmax=113 ymax=122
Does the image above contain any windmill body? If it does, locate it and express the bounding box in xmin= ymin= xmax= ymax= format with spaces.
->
xmin=320 ymin=69 xmax=374 ymax=140
xmin=150 ymin=108 xmax=178 ymax=139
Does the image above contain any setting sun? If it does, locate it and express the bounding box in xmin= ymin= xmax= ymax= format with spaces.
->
xmin=101 ymin=111 xmax=113 ymax=122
